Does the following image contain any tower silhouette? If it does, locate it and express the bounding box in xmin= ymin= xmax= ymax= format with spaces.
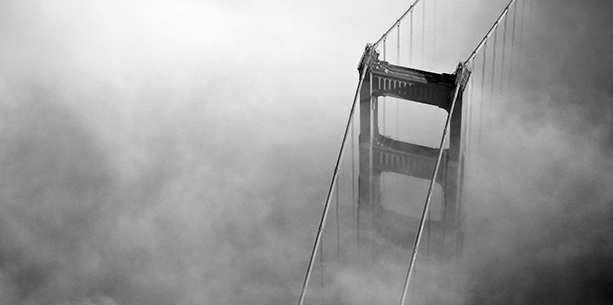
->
xmin=357 ymin=45 xmax=470 ymax=260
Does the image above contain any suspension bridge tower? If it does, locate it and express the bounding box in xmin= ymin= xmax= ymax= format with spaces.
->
xmin=296 ymin=1 xmax=526 ymax=303
xmin=356 ymin=44 xmax=470 ymax=261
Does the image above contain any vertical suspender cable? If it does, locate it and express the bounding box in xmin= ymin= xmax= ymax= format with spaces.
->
xmin=467 ymin=61 xmax=480 ymax=162
xmin=443 ymin=0 xmax=447 ymax=29
xmin=519 ymin=0 xmax=525 ymax=57
xmin=422 ymin=1 xmax=426 ymax=65
xmin=530 ymin=0 xmax=534 ymax=34
xmin=397 ymin=23 xmax=401 ymax=135
xmin=479 ymin=43 xmax=487 ymax=149
xmin=465 ymin=0 xmax=515 ymax=148
xmin=397 ymin=22 xmax=402 ymax=202
xmin=347 ymin=0 xmax=423 ymax=277
xmin=490 ymin=31 xmax=497 ymax=102
xmin=398 ymin=2 xmax=517 ymax=303
xmin=397 ymin=23 xmax=401 ymax=65
xmin=428 ymin=0 xmax=436 ymax=255
xmin=297 ymin=69 xmax=368 ymax=305
xmin=433 ymin=0 xmax=437 ymax=60
xmin=510 ymin=0 xmax=517 ymax=87
xmin=369 ymin=72 xmax=375 ymax=260
xmin=383 ymin=37 xmax=387 ymax=62
xmin=409 ymin=13 xmax=413 ymax=66
xmin=351 ymin=111 xmax=358 ymax=254
xmin=464 ymin=0 xmax=516 ymax=65
xmin=469 ymin=60 xmax=475 ymax=154
xmin=383 ymin=39 xmax=387 ymax=135
xmin=319 ymin=243 xmax=324 ymax=305
xmin=335 ymin=178 xmax=340 ymax=263
xmin=527 ymin=0 xmax=534 ymax=56
xmin=501 ymin=16 xmax=508 ymax=93
xmin=372 ymin=0 xmax=422 ymax=50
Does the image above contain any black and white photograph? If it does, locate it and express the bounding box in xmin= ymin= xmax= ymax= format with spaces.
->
xmin=0 ymin=0 xmax=612 ymax=304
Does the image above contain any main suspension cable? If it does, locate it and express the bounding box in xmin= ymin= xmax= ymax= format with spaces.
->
xmin=300 ymin=1 xmax=520 ymax=303
xmin=372 ymin=0 xmax=423 ymax=50
xmin=463 ymin=0 xmax=516 ymax=146
xmin=398 ymin=3 xmax=517 ymax=302
xmin=297 ymin=68 xmax=368 ymax=305
xmin=464 ymin=0 xmax=517 ymax=65
xmin=399 ymin=65 xmax=468 ymax=305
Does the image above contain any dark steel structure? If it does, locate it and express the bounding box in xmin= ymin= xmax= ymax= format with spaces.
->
xmin=357 ymin=46 xmax=470 ymax=259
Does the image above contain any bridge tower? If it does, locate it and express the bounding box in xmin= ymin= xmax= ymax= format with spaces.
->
xmin=356 ymin=45 xmax=470 ymax=261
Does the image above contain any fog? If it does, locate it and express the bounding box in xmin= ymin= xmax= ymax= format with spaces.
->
xmin=461 ymin=1 xmax=613 ymax=303
xmin=0 ymin=0 xmax=612 ymax=304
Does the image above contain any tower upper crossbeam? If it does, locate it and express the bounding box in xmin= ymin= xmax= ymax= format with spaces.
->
xmin=369 ymin=61 xmax=456 ymax=111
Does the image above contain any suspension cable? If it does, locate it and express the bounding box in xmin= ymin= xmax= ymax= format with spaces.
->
xmin=297 ymin=68 xmax=368 ymax=305
xmin=501 ymin=15 xmax=508 ymax=93
xmin=433 ymin=0 xmax=437 ymax=60
xmin=397 ymin=22 xmax=401 ymax=134
xmin=397 ymin=23 xmax=401 ymax=65
xmin=399 ymin=64 xmax=468 ymax=305
xmin=319 ymin=243 xmax=324 ymax=305
xmin=422 ymin=1 xmax=426 ymax=65
xmin=509 ymin=0 xmax=517 ymax=87
xmin=427 ymin=0 xmax=436 ymax=254
xmin=383 ymin=38 xmax=387 ymax=135
xmin=351 ymin=104 xmax=358 ymax=254
xmin=464 ymin=0 xmax=517 ymax=65
xmin=409 ymin=12 xmax=414 ymax=66
xmin=335 ymin=177 xmax=340 ymax=262
xmin=469 ymin=60 xmax=476 ymax=151
xmin=490 ymin=31 xmax=497 ymax=101
xmin=525 ymin=0 xmax=533 ymax=57
xmin=400 ymin=2 xmax=520 ymax=302
xmin=368 ymin=71 xmax=374 ymax=261
xmin=300 ymin=1 xmax=521 ymax=303
xmin=519 ymin=0 xmax=526 ymax=56
xmin=372 ymin=0 xmax=423 ymax=50
xmin=479 ymin=42 xmax=487 ymax=149
xmin=526 ymin=0 xmax=535 ymax=38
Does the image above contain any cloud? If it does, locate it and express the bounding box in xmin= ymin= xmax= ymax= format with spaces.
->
xmin=457 ymin=1 xmax=613 ymax=303
xmin=1 ymin=0 xmax=612 ymax=304
xmin=0 ymin=0 xmax=329 ymax=304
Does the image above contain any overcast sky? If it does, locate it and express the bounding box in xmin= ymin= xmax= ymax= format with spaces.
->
xmin=1 ymin=0 xmax=612 ymax=304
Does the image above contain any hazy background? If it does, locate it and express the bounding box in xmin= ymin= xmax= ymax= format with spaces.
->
xmin=0 ymin=0 xmax=612 ymax=304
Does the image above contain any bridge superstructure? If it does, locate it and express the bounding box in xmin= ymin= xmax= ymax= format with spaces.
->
xmin=357 ymin=47 xmax=469 ymax=261
xmin=297 ymin=0 xmax=531 ymax=304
